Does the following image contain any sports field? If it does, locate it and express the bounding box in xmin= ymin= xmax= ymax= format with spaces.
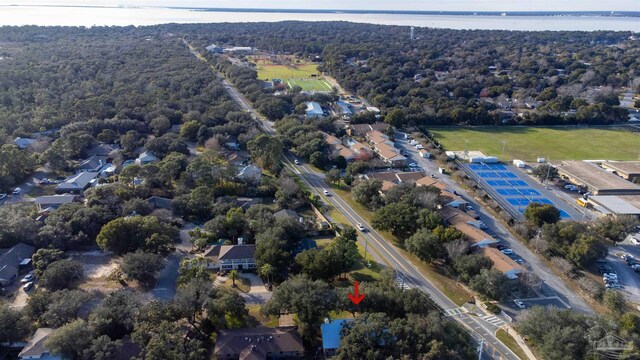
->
xmin=248 ymin=55 xmax=332 ymax=91
xmin=287 ymin=78 xmax=333 ymax=91
xmin=428 ymin=126 xmax=640 ymax=161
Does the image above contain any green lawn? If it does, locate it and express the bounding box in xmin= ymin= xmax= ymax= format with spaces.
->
xmin=496 ymin=329 xmax=528 ymax=360
xmin=428 ymin=126 xmax=640 ymax=161
xmin=286 ymin=78 xmax=332 ymax=91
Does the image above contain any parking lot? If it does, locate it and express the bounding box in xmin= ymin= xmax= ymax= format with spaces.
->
xmin=605 ymin=235 xmax=640 ymax=304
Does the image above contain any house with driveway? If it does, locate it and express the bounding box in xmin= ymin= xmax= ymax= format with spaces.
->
xmin=0 ymin=243 xmax=35 ymax=286
xmin=55 ymin=172 xmax=99 ymax=194
xmin=204 ymin=244 xmax=256 ymax=271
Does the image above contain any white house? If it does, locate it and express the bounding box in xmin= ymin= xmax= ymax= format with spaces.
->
xmin=204 ymin=244 xmax=256 ymax=271
xmin=135 ymin=151 xmax=159 ymax=166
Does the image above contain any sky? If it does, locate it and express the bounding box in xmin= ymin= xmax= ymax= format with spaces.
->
xmin=3 ymin=0 xmax=639 ymax=11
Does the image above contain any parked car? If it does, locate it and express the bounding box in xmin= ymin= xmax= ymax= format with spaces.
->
xmin=356 ymin=223 xmax=366 ymax=232
xmin=514 ymin=299 xmax=526 ymax=309
xmin=496 ymin=244 xmax=508 ymax=250
xmin=21 ymin=274 xmax=35 ymax=283
xmin=12 ymin=187 xmax=22 ymax=195
xmin=409 ymin=163 xmax=418 ymax=168
xmin=500 ymin=249 xmax=514 ymax=255
xmin=22 ymin=282 xmax=34 ymax=291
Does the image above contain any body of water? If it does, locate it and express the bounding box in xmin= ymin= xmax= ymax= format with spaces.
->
xmin=0 ymin=6 xmax=638 ymax=31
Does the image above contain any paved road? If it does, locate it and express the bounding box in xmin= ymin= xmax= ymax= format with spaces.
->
xmin=184 ymin=41 xmax=520 ymax=360
xmin=396 ymin=134 xmax=593 ymax=315
xmin=152 ymin=253 xmax=182 ymax=300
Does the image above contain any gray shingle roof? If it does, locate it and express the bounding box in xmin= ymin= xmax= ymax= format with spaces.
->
xmin=214 ymin=327 xmax=304 ymax=359
xmin=18 ymin=328 xmax=55 ymax=358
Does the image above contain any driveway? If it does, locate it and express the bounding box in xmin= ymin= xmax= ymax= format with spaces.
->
xmin=395 ymin=132 xmax=593 ymax=314
xmin=239 ymin=273 xmax=272 ymax=305
xmin=10 ymin=286 xmax=30 ymax=309
xmin=178 ymin=223 xmax=198 ymax=253
xmin=152 ymin=253 xmax=183 ymax=300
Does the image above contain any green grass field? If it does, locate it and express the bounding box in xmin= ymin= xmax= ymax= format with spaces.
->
xmin=248 ymin=57 xmax=331 ymax=91
xmin=254 ymin=63 xmax=319 ymax=81
xmin=428 ymin=126 xmax=640 ymax=161
xmin=287 ymin=78 xmax=332 ymax=91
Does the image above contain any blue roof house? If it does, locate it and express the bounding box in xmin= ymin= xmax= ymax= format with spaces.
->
xmin=321 ymin=319 xmax=353 ymax=356
xmin=305 ymin=102 xmax=324 ymax=118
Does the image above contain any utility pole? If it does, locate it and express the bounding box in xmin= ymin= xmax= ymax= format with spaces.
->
xmin=464 ymin=139 xmax=469 ymax=161
xmin=545 ymin=156 xmax=552 ymax=185
xmin=363 ymin=237 xmax=369 ymax=264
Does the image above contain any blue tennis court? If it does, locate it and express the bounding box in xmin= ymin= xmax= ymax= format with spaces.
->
xmin=467 ymin=162 xmax=570 ymax=219
xmin=486 ymin=179 xmax=528 ymax=187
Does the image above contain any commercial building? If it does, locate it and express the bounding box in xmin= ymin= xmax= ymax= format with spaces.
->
xmin=441 ymin=207 xmax=498 ymax=248
xmin=601 ymin=161 xmax=640 ymax=182
xmin=365 ymin=130 xmax=391 ymax=145
xmin=479 ymin=247 xmax=525 ymax=280
xmin=213 ymin=327 xmax=304 ymax=360
xmin=346 ymin=122 xmax=389 ymax=137
xmin=556 ymin=161 xmax=640 ymax=195
xmin=587 ymin=196 xmax=640 ymax=216
xmin=305 ymin=102 xmax=324 ymax=118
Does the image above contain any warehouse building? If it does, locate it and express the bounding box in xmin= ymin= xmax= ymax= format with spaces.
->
xmin=556 ymin=161 xmax=640 ymax=196
xmin=587 ymin=196 xmax=640 ymax=216
xmin=601 ymin=161 xmax=640 ymax=182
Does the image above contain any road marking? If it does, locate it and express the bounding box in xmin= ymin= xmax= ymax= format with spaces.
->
xmin=444 ymin=307 xmax=469 ymax=316
xmin=482 ymin=315 xmax=507 ymax=327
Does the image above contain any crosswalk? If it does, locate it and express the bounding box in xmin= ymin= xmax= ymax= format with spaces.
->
xmin=444 ymin=307 xmax=469 ymax=316
xmin=395 ymin=276 xmax=410 ymax=290
xmin=481 ymin=314 xmax=506 ymax=327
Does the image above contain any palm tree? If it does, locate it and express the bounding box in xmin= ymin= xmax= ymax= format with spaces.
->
xmin=259 ymin=264 xmax=274 ymax=285
xmin=229 ymin=269 xmax=239 ymax=287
